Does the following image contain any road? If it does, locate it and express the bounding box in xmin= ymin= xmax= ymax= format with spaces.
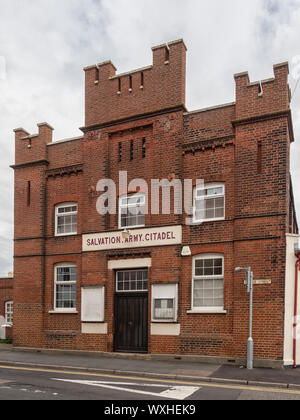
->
xmin=0 ymin=364 xmax=300 ymax=401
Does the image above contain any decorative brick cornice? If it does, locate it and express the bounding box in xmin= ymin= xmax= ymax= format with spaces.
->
xmin=182 ymin=136 xmax=234 ymax=155
xmin=45 ymin=164 xmax=83 ymax=179
xmin=232 ymin=109 xmax=295 ymax=142
xmin=107 ymin=251 xmax=151 ymax=259
xmin=10 ymin=159 xmax=49 ymax=170
xmin=108 ymin=123 xmax=153 ymax=138
xmin=80 ymin=105 xmax=187 ymax=133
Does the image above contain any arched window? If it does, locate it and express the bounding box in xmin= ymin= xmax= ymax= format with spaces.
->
xmin=54 ymin=263 xmax=77 ymax=311
xmin=192 ymin=254 xmax=224 ymax=311
xmin=55 ymin=203 xmax=78 ymax=236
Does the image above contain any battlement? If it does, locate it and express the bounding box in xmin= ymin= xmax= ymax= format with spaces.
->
xmin=13 ymin=122 xmax=53 ymax=166
xmin=83 ymin=39 xmax=187 ymax=128
xmin=234 ymin=62 xmax=291 ymax=121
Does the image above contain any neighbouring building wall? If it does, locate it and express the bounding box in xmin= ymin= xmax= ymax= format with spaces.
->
xmin=284 ymin=234 xmax=300 ymax=366
xmin=0 ymin=277 xmax=13 ymax=340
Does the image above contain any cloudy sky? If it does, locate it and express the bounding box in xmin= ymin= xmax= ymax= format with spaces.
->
xmin=0 ymin=0 xmax=300 ymax=276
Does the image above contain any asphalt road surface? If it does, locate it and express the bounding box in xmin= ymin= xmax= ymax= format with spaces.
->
xmin=0 ymin=364 xmax=300 ymax=401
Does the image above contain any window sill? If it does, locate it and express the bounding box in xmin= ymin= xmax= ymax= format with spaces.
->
xmin=186 ymin=309 xmax=227 ymax=314
xmin=192 ymin=218 xmax=225 ymax=225
xmin=118 ymin=225 xmax=145 ymax=231
xmin=48 ymin=310 xmax=78 ymax=315
xmin=81 ymin=320 xmax=105 ymax=324
xmin=54 ymin=233 xmax=78 ymax=238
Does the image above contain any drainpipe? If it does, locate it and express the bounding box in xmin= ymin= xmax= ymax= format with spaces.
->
xmin=293 ymin=252 xmax=300 ymax=368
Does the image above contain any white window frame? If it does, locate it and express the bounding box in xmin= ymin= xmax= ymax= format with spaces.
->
xmin=54 ymin=263 xmax=77 ymax=312
xmin=116 ymin=269 xmax=148 ymax=293
xmin=193 ymin=183 xmax=225 ymax=224
xmin=55 ymin=202 xmax=78 ymax=237
xmin=191 ymin=254 xmax=225 ymax=312
xmin=118 ymin=194 xmax=146 ymax=230
xmin=152 ymin=284 xmax=178 ymax=323
xmin=5 ymin=301 xmax=13 ymax=325
xmin=81 ymin=286 xmax=105 ymax=322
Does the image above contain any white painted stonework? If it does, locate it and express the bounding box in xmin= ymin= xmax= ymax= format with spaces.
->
xmin=0 ymin=316 xmax=6 ymax=339
xmin=284 ymin=234 xmax=300 ymax=366
xmin=81 ymin=323 xmax=108 ymax=335
xmin=150 ymin=323 xmax=181 ymax=336
xmin=108 ymin=258 xmax=152 ymax=270
xmin=82 ymin=225 xmax=182 ymax=252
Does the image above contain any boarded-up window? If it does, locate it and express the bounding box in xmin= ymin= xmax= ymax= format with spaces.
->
xmin=81 ymin=286 xmax=105 ymax=322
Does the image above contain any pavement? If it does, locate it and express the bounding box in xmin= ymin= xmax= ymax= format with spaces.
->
xmin=1 ymin=344 xmax=300 ymax=390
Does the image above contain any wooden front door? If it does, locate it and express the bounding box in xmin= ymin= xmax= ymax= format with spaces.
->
xmin=114 ymin=269 xmax=148 ymax=353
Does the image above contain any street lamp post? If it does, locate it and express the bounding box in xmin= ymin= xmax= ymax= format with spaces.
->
xmin=235 ymin=267 xmax=254 ymax=370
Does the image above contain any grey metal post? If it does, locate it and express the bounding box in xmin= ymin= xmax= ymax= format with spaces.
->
xmin=235 ymin=266 xmax=255 ymax=369
xmin=247 ymin=269 xmax=254 ymax=370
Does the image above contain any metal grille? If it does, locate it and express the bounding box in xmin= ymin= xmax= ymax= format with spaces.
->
xmin=154 ymin=299 xmax=175 ymax=320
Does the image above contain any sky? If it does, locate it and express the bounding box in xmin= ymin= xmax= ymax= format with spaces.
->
xmin=0 ymin=0 xmax=300 ymax=276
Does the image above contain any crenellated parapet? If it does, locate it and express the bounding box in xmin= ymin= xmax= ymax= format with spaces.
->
xmin=13 ymin=122 xmax=53 ymax=167
xmin=234 ymin=62 xmax=291 ymax=122
xmin=83 ymin=39 xmax=187 ymax=129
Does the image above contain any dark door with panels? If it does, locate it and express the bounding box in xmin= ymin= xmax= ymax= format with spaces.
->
xmin=114 ymin=269 xmax=148 ymax=353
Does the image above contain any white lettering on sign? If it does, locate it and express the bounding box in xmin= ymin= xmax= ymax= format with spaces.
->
xmin=82 ymin=226 xmax=182 ymax=252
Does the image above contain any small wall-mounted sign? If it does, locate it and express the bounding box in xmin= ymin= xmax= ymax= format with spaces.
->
xmin=244 ymin=279 xmax=272 ymax=285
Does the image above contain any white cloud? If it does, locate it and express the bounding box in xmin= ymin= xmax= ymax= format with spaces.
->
xmin=0 ymin=0 xmax=300 ymax=274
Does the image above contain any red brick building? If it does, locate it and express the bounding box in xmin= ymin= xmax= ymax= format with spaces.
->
xmin=0 ymin=277 xmax=13 ymax=339
xmin=11 ymin=39 xmax=299 ymax=367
